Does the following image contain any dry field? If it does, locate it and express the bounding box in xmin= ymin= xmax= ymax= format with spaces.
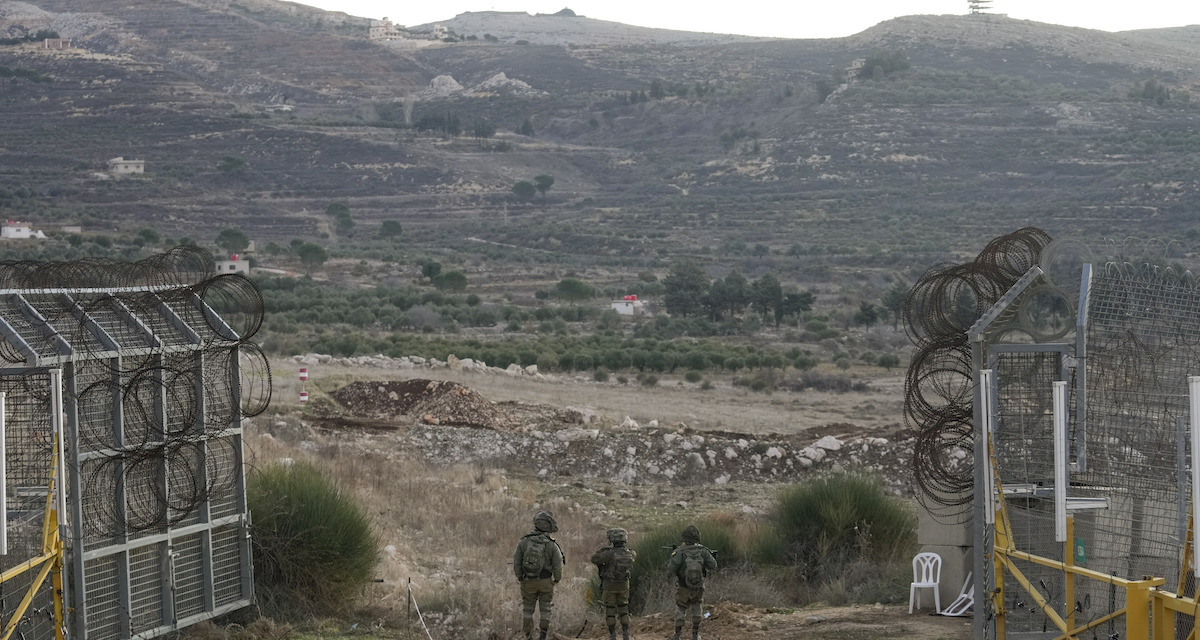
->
xmin=246 ymin=359 xmax=967 ymax=640
xmin=274 ymin=360 xmax=907 ymax=435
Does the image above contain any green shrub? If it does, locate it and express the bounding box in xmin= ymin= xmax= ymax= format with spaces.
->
xmin=792 ymin=354 xmax=818 ymax=370
xmin=603 ymin=349 xmax=632 ymax=371
xmin=683 ymin=370 xmax=703 ymax=383
xmin=537 ymin=350 xmax=559 ymax=371
xmin=773 ymin=474 xmax=915 ymax=582
xmin=248 ymin=462 xmax=380 ymax=618
xmin=594 ymin=368 xmax=610 ymax=382
xmin=640 ymin=374 xmax=659 ymax=387
xmin=877 ymin=353 xmax=901 ymax=370
xmin=513 ymin=350 xmax=533 ymax=366
xmin=681 ymin=350 xmax=709 ymax=370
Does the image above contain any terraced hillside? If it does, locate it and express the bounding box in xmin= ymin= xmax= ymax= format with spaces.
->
xmin=1 ymin=2 xmax=1199 ymax=268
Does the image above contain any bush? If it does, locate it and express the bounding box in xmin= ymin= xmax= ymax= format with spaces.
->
xmin=773 ymin=474 xmax=915 ymax=582
xmin=681 ymin=350 xmax=709 ymax=370
xmin=248 ymin=462 xmax=379 ymax=618
xmin=593 ymin=368 xmax=610 ymax=382
xmin=877 ymin=353 xmax=901 ymax=370
xmin=640 ymin=374 xmax=659 ymax=387
xmin=536 ymin=350 xmax=559 ymax=371
xmin=792 ymin=354 xmax=819 ymax=370
xmin=683 ymin=370 xmax=703 ymax=383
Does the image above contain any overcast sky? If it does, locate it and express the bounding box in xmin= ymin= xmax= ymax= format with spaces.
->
xmin=297 ymin=1 xmax=1200 ymax=39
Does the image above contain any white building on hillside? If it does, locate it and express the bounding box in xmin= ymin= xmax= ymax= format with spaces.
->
xmin=369 ymin=18 xmax=407 ymax=40
xmin=107 ymin=157 xmax=145 ymax=176
xmin=215 ymin=254 xmax=251 ymax=275
xmin=1 ymin=221 xmax=47 ymax=239
xmin=610 ymin=295 xmax=645 ymax=316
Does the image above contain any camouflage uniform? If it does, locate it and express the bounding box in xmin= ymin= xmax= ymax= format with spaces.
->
xmin=590 ymin=528 xmax=638 ymax=640
xmin=513 ymin=511 xmax=565 ymax=640
xmin=666 ymin=525 xmax=717 ymax=640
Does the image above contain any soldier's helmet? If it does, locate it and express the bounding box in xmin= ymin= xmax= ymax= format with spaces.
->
xmin=606 ymin=527 xmax=628 ymax=544
xmin=681 ymin=525 xmax=701 ymax=543
xmin=534 ymin=510 xmax=559 ymax=533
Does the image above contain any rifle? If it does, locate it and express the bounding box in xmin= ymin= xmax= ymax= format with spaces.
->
xmin=661 ymin=544 xmax=719 ymax=557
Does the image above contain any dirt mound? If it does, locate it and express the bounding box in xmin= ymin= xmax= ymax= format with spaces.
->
xmin=331 ymin=379 xmax=511 ymax=429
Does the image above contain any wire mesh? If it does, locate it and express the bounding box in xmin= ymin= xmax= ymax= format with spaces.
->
xmin=0 ymin=370 xmax=58 ymax=640
xmin=211 ymin=525 xmax=245 ymax=607
xmin=129 ymin=543 xmax=165 ymax=636
xmin=83 ymin=556 xmax=122 ymax=640
xmin=173 ymin=532 xmax=206 ymax=619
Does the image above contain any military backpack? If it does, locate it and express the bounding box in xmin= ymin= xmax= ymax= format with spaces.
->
xmin=521 ymin=534 xmax=551 ymax=579
xmin=604 ymin=546 xmax=635 ymax=583
xmin=680 ymin=546 xmax=706 ymax=589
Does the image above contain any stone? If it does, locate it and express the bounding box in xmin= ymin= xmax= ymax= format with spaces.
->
xmin=815 ymin=435 xmax=843 ymax=451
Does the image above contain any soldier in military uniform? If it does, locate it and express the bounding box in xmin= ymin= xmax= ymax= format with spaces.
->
xmin=590 ymin=527 xmax=637 ymax=640
xmin=513 ymin=511 xmax=565 ymax=640
xmin=666 ymin=525 xmax=717 ymax=640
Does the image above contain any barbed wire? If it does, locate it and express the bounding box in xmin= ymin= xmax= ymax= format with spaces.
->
xmin=0 ymin=246 xmax=271 ymax=536
xmin=904 ymin=227 xmax=1053 ymax=521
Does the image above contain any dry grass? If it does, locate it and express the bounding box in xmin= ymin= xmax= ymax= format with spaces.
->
xmin=247 ymin=422 xmax=604 ymax=639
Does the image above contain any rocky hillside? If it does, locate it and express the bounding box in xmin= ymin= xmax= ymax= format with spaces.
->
xmin=1 ymin=1 xmax=1199 ymax=264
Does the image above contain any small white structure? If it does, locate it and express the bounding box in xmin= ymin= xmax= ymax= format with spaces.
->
xmin=107 ymin=157 xmax=145 ymax=176
xmin=432 ymin=25 xmax=448 ymax=39
xmin=369 ymin=18 xmax=408 ymax=40
xmin=1 ymin=221 xmax=46 ymax=240
xmin=215 ymin=254 xmax=250 ymax=275
xmin=610 ymin=295 xmax=644 ymax=316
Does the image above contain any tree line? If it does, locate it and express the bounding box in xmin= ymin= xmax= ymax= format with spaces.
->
xmin=662 ymin=261 xmax=813 ymax=326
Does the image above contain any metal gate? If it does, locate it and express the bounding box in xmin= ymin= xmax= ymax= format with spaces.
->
xmin=0 ymin=250 xmax=269 ymax=640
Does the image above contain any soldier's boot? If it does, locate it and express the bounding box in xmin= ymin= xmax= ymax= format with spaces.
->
xmin=621 ymin=624 xmax=630 ymax=640
xmin=608 ymin=625 xmax=617 ymax=640
xmin=538 ymin=630 xmax=547 ymax=640
xmin=671 ymin=625 xmax=682 ymax=640
xmin=691 ymin=621 xmax=701 ymax=640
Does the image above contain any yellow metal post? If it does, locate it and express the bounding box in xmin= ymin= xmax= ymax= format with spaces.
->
xmin=1128 ymin=580 xmax=1152 ymax=640
xmin=990 ymin=439 xmax=1009 ymax=640
xmin=1066 ymin=516 xmax=1076 ymax=636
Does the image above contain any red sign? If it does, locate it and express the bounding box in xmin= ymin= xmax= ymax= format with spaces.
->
xmin=299 ymin=391 xmax=309 ymax=403
xmin=299 ymin=368 xmax=308 ymax=381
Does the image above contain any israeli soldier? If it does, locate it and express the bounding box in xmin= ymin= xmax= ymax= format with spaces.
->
xmin=590 ymin=527 xmax=637 ymax=640
xmin=666 ymin=525 xmax=717 ymax=640
xmin=513 ymin=511 xmax=565 ymax=640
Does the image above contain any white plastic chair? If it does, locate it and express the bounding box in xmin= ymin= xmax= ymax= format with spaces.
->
xmin=909 ymin=552 xmax=942 ymax=614
xmin=941 ymin=572 xmax=974 ymax=616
